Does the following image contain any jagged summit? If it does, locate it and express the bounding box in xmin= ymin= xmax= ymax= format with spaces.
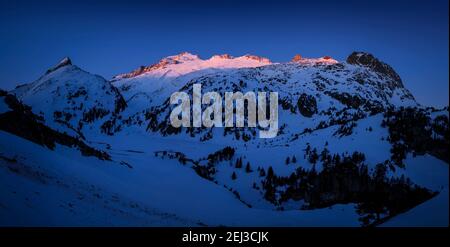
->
xmin=292 ymin=54 xmax=302 ymax=62
xmin=241 ymin=54 xmax=271 ymax=63
xmin=166 ymin=52 xmax=200 ymax=62
xmin=45 ymin=57 xmax=72 ymax=75
xmin=291 ymin=55 xmax=338 ymax=65
xmin=347 ymin=51 xmax=403 ymax=86
xmin=211 ymin=54 xmax=234 ymax=59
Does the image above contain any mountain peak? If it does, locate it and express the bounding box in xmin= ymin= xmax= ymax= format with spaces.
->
xmin=167 ymin=52 xmax=200 ymax=62
xmin=346 ymin=52 xmax=376 ymax=64
xmin=291 ymin=55 xmax=338 ymax=65
xmin=242 ymin=54 xmax=271 ymax=63
xmin=45 ymin=57 xmax=72 ymax=75
xmin=211 ymin=54 xmax=234 ymax=60
xmin=346 ymin=51 xmax=403 ymax=86
xmin=292 ymin=54 xmax=302 ymax=62
xmin=58 ymin=57 xmax=72 ymax=66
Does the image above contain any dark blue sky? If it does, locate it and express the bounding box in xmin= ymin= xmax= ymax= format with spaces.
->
xmin=0 ymin=0 xmax=448 ymax=107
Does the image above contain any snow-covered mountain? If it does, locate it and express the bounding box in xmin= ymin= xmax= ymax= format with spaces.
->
xmin=0 ymin=52 xmax=448 ymax=226
xmin=111 ymin=52 xmax=272 ymax=115
xmin=12 ymin=58 xmax=127 ymax=138
xmin=113 ymin=52 xmax=272 ymax=81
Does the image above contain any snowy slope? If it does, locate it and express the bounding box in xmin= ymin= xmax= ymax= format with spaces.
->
xmin=381 ymin=155 xmax=449 ymax=226
xmin=381 ymin=188 xmax=448 ymax=227
xmin=0 ymin=130 xmax=365 ymax=226
xmin=0 ymin=131 xmax=196 ymax=226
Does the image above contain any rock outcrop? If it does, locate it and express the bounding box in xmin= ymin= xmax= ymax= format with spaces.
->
xmin=347 ymin=52 xmax=403 ymax=87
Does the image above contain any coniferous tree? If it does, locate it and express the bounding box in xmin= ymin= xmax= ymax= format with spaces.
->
xmin=263 ymin=166 xmax=276 ymax=203
xmin=245 ymin=162 xmax=252 ymax=173
xmin=305 ymin=143 xmax=311 ymax=155
xmin=231 ymin=171 xmax=237 ymax=180
xmin=309 ymin=148 xmax=319 ymax=164
xmin=267 ymin=166 xmax=274 ymax=180
xmin=235 ymin=157 xmax=243 ymax=168
xmin=320 ymin=148 xmax=330 ymax=162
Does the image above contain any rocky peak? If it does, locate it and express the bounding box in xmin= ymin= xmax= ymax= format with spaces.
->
xmin=113 ymin=53 xmax=199 ymax=80
xmin=211 ymin=54 xmax=233 ymax=59
xmin=291 ymin=54 xmax=338 ymax=65
xmin=346 ymin=52 xmax=403 ymax=86
xmin=292 ymin=54 xmax=302 ymax=62
xmin=168 ymin=52 xmax=200 ymax=62
xmin=242 ymin=54 xmax=271 ymax=63
xmin=45 ymin=57 xmax=72 ymax=75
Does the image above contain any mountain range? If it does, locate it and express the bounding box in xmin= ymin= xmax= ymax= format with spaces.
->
xmin=0 ymin=51 xmax=448 ymax=226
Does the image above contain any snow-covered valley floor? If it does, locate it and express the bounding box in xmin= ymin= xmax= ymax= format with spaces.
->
xmin=1 ymin=129 xmax=447 ymax=226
